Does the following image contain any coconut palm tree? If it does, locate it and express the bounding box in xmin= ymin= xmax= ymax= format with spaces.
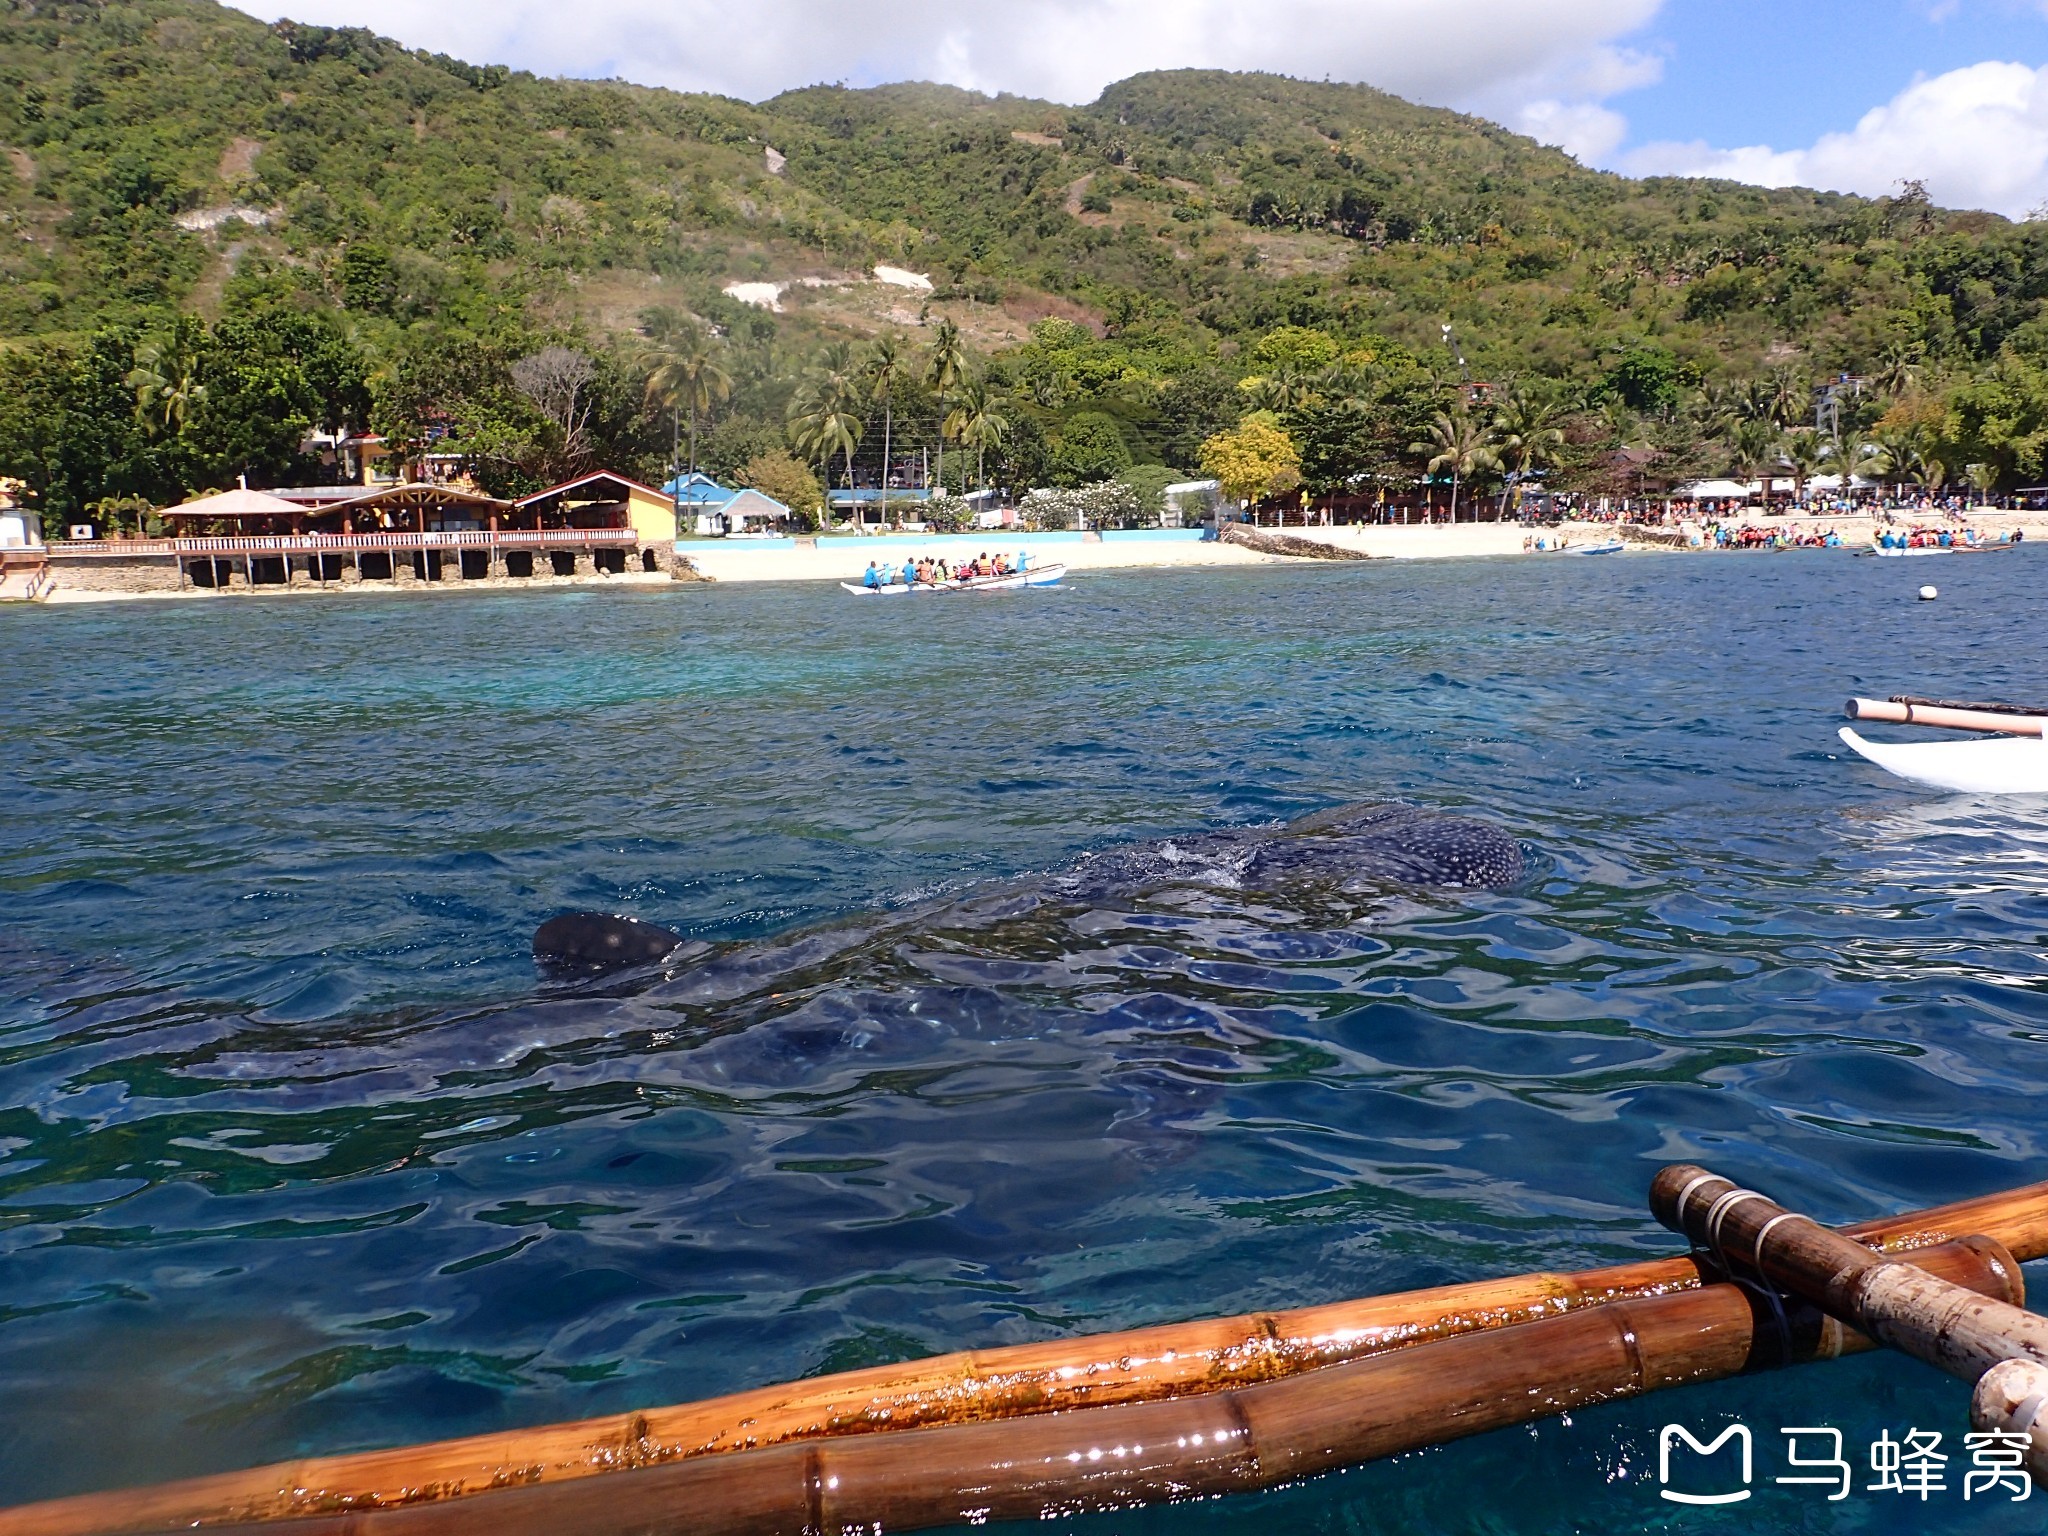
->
xmin=945 ymin=378 xmax=1012 ymax=495
xmin=1782 ymin=430 xmax=1827 ymax=503
xmin=642 ymin=325 xmax=731 ymax=477
xmin=1727 ymin=418 xmax=1783 ymax=498
xmin=1410 ymin=409 xmax=1499 ymax=522
xmin=1491 ymin=384 xmax=1568 ymax=517
xmin=1823 ymin=432 xmax=1870 ymax=502
xmin=1872 ymin=340 xmax=1925 ymax=399
xmin=1868 ymin=426 xmax=1944 ymax=496
xmin=127 ymin=335 xmax=207 ymax=438
xmin=787 ymin=369 xmax=865 ymax=526
xmin=1765 ymin=366 xmax=1809 ymax=429
xmin=924 ymin=319 xmax=968 ymax=491
xmin=1965 ymin=461 xmax=2000 ymax=506
xmin=862 ymin=336 xmax=909 ymax=524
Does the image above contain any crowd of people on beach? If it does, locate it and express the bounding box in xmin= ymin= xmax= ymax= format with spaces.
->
xmin=1874 ymin=526 xmax=2024 ymax=550
xmin=1697 ymin=521 xmax=2027 ymax=550
xmin=1707 ymin=523 xmax=1849 ymax=549
xmin=862 ymin=551 xmax=1030 ymax=589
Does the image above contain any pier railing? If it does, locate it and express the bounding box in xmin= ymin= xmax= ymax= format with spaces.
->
xmin=50 ymin=529 xmax=642 ymax=557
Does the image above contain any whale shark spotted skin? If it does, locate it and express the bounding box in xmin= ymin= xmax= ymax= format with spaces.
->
xmin=535 ymin=802 xmax=1525 ymax=974
xmin=1055 ymin=800 xmax=1525 ymax=900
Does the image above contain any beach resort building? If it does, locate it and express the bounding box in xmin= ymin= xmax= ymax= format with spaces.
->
xmin=0 ymin=479 xmax=48 ymax=602
xmin=39 ymin=471 xmax=687 ymax=596
xmin=662 ymin=473 xmax=795 ymax=536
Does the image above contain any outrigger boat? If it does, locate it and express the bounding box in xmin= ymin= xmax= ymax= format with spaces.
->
xmin=840 ymin=562 xmax=1067 ymax=596
xmin=1841 ymin=695 xmax=2048 ymax=793
xmin=4 ymin=1166 xmax=2042 ymax=1533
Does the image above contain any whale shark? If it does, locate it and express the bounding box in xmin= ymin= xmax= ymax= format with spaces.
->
xmin=534 ymin=801 xmax=1525 ymax=974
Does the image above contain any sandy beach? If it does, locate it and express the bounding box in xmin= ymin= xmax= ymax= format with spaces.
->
xmin=678 ymin=522 xmax=1534 ymax=584
xmin=24 ymin=512 xmax=2048 ymax=604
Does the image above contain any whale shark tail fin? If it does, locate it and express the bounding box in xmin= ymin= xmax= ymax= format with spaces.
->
xmin=533 ymin=912 xmax=684 ymax=974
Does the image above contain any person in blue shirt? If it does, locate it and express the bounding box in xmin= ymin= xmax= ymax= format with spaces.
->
xmin=863 ymin=562 xmax=881 ymax=589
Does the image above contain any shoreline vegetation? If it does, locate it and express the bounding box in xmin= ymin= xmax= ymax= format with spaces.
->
xmin=8 ymin=1 xmax=2048 ymax=562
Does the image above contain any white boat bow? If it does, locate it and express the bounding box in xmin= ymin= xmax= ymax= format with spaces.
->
xmin=1839 ymin=725 xmax=2048 ymax=794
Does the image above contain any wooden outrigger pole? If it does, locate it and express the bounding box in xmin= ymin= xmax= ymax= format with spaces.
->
xmin=4 ymin=1178 xmax=2045 ymax=1535
xmin=1657 ymin=1164 xmax=2048 ymax=1487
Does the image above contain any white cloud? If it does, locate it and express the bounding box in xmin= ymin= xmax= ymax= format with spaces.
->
xmin=1515 ymin=98 xmax=1631 ymax=160
xmin=1626 ymin=60 xmax=2048 ymax=217
xmin=248 ymin=0 xmax=1663 ymax=111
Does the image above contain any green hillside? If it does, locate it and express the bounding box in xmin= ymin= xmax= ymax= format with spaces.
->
xmin=5 ymin=0 xmax=2048 ymax=524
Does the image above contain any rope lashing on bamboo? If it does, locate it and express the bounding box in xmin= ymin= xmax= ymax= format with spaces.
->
xmin=1654 ymin=1163 xmax=2048 ymax=1488
xmin=7 ymin=1177 xmax=2048 ymax=1536
xmin=5 ymin=1238 xmax=2021 ymax=1536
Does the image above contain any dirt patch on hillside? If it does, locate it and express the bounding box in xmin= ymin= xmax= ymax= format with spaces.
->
xmin=1012 ymin=130 xmax=1062 ymax=147
xmin=1245 ymin=228 xmax=1355 ymax=276
xmin=4 ymin=148 xmax=33 ymax=185
xmin=217 ymin=137 xmax=262 ymax=185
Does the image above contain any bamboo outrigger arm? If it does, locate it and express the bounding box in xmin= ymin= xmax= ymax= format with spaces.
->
xmin=3 ymin=1239 xmax=2025 ymax=1536
xmin=1846 ymin=697 xmax=2048 ymax=736
xmin=4 ymin=1178 xmax=2046 ymax=1536
xmin=1655 ymin=1164 xmax=2048 ymax=1487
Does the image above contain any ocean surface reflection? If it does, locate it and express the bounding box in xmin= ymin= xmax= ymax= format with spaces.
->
xmin=3 ymin=553 xmax=2047 ymax=1532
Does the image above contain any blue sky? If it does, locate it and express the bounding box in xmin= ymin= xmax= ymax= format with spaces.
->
xmin=1613 ymin=0 xmax=2048 ymax=150
xmin=253 ymin=0 xmax=2048 ymax=216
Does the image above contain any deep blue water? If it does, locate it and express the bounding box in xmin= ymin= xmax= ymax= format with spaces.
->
xmin=3 ymin=553 xmax=2046 ymax=1533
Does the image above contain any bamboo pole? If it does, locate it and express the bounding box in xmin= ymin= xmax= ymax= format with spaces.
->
xmin=1654 ymin=1164 xmax=2048 ymax=1488
xmin=1845 ymin=697 xmax=2048 ymax=736
xmin=7 ymin=1181 xmax=2047 ymax=1536
xmin=10 ymin=1237 xmax=2019 ymax=1536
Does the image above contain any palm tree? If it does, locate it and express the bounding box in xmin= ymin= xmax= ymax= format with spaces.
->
xmin=1872 ymin=340 xmax=1925 ymax=399
xmin=1765 ymin=366 xmax=1809 ymax=429
xmin=127 ymin=335 xmax=207 ymax=437
xmin=1492 ymin=385 xmax=1568 ymax=517
xmin=1727 ymin=418 xmax=1783 ymax=498
xmin=861 ymin=337 xmax=907 ymax=525
xmin=787 ymin=371 xmax=865 ymax=525
xmin=1823 ymin=432 xmax=1870 ymax=501
xmin=643 ymin=326 xmax=731 ymax=477
xmin=945 ymin=378 xmax=1011 ymax=495
xmin=1409 ymin=410 xmax=1499 ymax=522
xmin=1782 ymin=430 xmax=1827 ymax=502
xmin=1965 ymin=461 xmax=2000 ymax=506
xmin=1868 ymin=426 xmax=1945 ymax=496
xmin=924 ymin=319 xmax=968 ymax=492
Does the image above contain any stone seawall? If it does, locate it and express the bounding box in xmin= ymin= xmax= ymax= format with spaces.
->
xmin=47 ymin=551 xmax=183 ymax=593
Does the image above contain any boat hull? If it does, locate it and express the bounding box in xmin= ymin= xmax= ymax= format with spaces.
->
xmin=841 ymin=563 xmax=1067 ymax=595
xmin=1839 ymin=725 xmax=2048 ymax=794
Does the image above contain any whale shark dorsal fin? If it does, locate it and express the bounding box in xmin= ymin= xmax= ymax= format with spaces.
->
xmin=533 ymin=912 xmax=684 ymax=973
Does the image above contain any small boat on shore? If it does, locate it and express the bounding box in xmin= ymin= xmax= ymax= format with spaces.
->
xmin=1559 ymin=539 xmax=1625 ymax=556
xmin=840 ymin=563 xmax=1066 ymax=596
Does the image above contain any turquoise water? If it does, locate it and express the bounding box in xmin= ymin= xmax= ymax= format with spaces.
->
xmin=3 ymin=556 xmax=2046 ymax=1532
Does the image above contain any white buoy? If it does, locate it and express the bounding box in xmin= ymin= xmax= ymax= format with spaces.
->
xmin=1919 ymin=585 xmax=1938 ymax=601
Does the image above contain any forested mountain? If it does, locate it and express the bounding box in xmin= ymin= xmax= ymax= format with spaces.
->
xmin=5 ymin=0 xmax=2048 ymax=525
